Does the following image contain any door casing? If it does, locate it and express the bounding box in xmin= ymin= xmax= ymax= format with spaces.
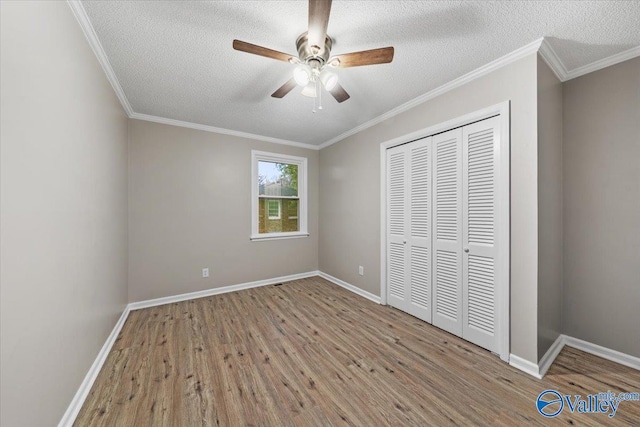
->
xmin=379 ymin=101 xmax=510 ymax=362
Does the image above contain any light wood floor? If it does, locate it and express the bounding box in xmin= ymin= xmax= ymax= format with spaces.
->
xmin=75 ymin=277 xmax=640 ymax=426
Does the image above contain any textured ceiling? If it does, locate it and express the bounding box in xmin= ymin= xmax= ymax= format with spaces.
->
xmin=82 ymin=1 xmax=640 ymax=146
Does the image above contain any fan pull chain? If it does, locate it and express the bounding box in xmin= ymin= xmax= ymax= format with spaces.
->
xmin=312 ymin=78 xmax=320 ymax=113
xmin=312 ymin=78 xmax=317 ymax=113
xmin=318 ymin=78 xmax=323 ymax=110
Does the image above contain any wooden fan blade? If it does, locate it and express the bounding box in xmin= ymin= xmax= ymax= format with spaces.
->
xmin=233 ymin=39 xmax=295 ymax=63
xmin=329 ymin=83 xmax=350 ymax=103
xmin=271 ymin=78 xmax=298 ymax=98
xmin=308 ymin=0 xmax=332 ymax=53
xmin=332 ymin=47 xmax=394 ymax=68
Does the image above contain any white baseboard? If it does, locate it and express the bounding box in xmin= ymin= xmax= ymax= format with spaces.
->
xmin=564 ymin=335 xmax=640 ymax=371
xmin=317 ymin=271 xmax=382 ymax=304
xmin=58 ymin=306 xmax=131 ymax=427
xmin=509 ymin=354 xmax=543 ymax=379
xmin=510 ymin=334 xmax=640 ymax=379
xmin=128 ymin=271 xmax=320 ymax=310
xmin=62 ymin=273 xmax=639 ymax=425
xmin=59 ymin=271 xmax=318 ymax=425
xmin=538 ymin=334 xmax=565 ymax=378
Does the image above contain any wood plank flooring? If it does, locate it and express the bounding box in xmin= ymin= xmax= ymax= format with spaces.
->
xmin=75 ymin=277 xmax=640 ymax=426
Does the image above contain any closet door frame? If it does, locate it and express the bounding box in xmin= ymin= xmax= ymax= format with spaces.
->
xmin=380 ymin=101 xmax=510 ymax=362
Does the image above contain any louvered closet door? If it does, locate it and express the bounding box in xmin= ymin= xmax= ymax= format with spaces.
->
xmin=406 ymin=138 xmax=432 ymax=322
xmin=431 ymin=128 xmax=463 ymax=336
xmin=462 ymin=117 xmax=501 ymax=353
xmin=386 ymin=144 xmax=409 ymax=311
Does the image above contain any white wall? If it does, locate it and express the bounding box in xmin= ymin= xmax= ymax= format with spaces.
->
xmin=0 ymin=2 xmax=129 ymax=426
xmin=319 ymin=54 xmax=540 ymax=363
xmin=562 ymin=56 xmax=640 ymax=358
xmin=128 ymin=120 xmax=319 ymax=302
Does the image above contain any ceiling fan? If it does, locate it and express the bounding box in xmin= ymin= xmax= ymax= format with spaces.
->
xmin=232 ymin=0 xmax=394 ymax=110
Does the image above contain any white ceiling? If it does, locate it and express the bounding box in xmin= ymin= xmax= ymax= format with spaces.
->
xmin=81 ymin=1 xmax=640 ymax=146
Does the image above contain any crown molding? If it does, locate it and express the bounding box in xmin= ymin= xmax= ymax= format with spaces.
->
xmin=564 ymin=45 xmax=640 ymax=81
xmin=67 ymin=1 xmax=133 ymax=116
xmin=67 ymin=1 xmax=316 ymax=151
xmin=538 ymin=38 xmax=568 ymax=81
xmin=538 ymin=40 xmax=640 ymax=83
xmin=130 ymin=113 xmax=318 ymax=150
xmin=320 ymin=38 xmax=640 ymax=149
xmin=317 ymin=38 xmax=545 ymax=149
xmin=67 ymin=4 xmax=639 ymax=153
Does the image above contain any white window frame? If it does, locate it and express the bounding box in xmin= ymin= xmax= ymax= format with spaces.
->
xmin=267 ymin=199 xmax=281 ymax=220
xmin=251 ymin=150 xmax=308 ymax=241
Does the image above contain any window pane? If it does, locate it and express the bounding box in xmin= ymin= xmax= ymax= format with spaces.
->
xmin=252 ymin=151 xmax=306 ymax=239
xmin=258 ymin=161 xmax=298 ymax=197
xmin=259 ymin=198 xmax=299 ymax=233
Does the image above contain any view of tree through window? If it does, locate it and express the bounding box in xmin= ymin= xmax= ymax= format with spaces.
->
xmin=258 ymin=161 xmax=299 ymax=233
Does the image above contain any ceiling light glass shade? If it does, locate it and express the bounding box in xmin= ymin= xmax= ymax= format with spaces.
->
xmin=301 ymin=82 xmax=317 ymax=98
xmin=293 ymin=65 xmax=311 ymax=86
xmin=320 ymin=70 xmax=338 ymax=90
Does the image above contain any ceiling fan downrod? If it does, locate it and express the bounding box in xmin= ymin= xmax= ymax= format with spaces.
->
xmin=232 ymin=0 xmax=393 ymax=105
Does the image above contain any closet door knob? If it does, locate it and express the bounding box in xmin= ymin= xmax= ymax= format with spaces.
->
xmin=403 ymin=239 xmax=407 ymax=244
xmin=464 ymin=247 xmax=469 ymax=253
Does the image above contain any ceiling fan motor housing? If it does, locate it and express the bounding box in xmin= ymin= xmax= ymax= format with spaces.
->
xmin=296 ymin=32 xmax=333 ymax=65
xmin=233 ymin=0 xmax=393 ymax=104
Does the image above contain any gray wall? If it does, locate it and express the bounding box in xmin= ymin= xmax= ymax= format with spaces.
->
xmin=320 ymin=54 xmax=540 ymax=363
xmin=537 ymin=56 xmax=563 ymax=360
xmin=563 ymin=57 xmax=640 ymax=358
xmin=128 ymin=120 xmax=319 ymax=302
xmin=2 ymin=8 xmax=634 ymax=426
xmin=0 ymin=2 xmax=129 ymax=426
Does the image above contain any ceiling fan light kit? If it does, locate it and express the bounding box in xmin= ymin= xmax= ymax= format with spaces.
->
xmin=301 ymin=82 xmax=317 ymax=98
xmin=232 ymin=0 xmax=394 ymax=110
xmin=293 ymin=64 xmax=312 ymax=86
xmin=320 ymin=69 xmax=338 ymax=91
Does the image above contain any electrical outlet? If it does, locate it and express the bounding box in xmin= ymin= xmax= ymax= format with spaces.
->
xmin=202 ymin=268 xmax=209 ymax=278
xmin=358 ymin=266 xmax=364 ymax=276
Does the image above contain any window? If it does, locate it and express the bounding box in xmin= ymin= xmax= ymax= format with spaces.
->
xmin=267 ymin=199 xmax=281 ymax=219
xmin=251 ymin=151 xmax=308 ymax=240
